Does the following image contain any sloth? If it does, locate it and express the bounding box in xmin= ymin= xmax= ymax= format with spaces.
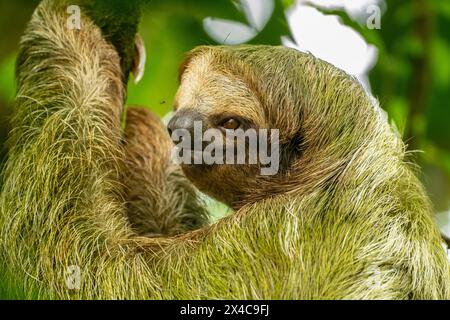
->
xmin=0 ymin=0 xmax=449 ymax=299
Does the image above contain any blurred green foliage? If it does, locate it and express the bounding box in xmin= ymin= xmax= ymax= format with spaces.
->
xmin=0 ymin=0 xmax=449 ymax=300
xmin=0 ymin=0 xmax=449 ymax=211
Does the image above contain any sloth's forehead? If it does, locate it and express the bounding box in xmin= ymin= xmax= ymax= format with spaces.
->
xmin=177 ymin=58 xmax=255 ymax=108
xmin=181 ymin=53 xmax=215 ymax=85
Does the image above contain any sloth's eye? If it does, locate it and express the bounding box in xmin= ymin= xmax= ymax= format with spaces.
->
xmin=220 ymin=118 xmax=241 ymax=130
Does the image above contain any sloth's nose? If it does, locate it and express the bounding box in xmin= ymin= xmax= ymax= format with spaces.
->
xmin=167 ymin=109 xmax=205 ymax=145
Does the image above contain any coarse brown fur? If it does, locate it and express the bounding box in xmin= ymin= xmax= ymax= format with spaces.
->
xmin=123 ymin=107 xmax=208 ymax=236
xmin=0 ymin=0 xmax=449 ymax=299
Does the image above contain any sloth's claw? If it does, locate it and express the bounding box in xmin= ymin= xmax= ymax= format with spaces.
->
xmin=132 ymin=33 xmax=146 ymax=84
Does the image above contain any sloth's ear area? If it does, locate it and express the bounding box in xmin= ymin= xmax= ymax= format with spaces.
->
xmin=132 ymin=34 xmax=146 ymax=84
xmin=278 ymin=131 xmax=305 ymax=174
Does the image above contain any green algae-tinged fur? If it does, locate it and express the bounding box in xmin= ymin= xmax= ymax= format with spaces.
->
xmin=0 ymin=0 xmax=449 ymax=299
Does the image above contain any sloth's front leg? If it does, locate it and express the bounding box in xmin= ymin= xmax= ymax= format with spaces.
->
xmin=123 ymin=107 xmax=209 ymax=236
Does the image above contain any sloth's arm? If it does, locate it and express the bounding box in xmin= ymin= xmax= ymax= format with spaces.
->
xmin=123 ymin=107 xmax=208 ymax=236
xmin=0 ymin=0 xmax=169 ymax=298
xmin=0 ymin=1 xmax=134 ymax=298
xmin=0 ymin=0 xmax=211 ymax=299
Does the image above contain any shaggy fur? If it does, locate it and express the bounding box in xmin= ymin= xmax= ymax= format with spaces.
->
xmin=77 ymin=0 xmax=145 ymax=82
xmin=0 ymin=0 xmax=449 ymax=299
xmin=123 ymin=107 xmax=208 ymax=236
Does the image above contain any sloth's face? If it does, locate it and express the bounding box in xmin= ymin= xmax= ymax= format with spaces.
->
xmin=168 ymin=53 xmax=276 ymax=207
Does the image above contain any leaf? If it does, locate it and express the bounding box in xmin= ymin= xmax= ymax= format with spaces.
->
xmin=249 ymin=0 xmax=293 ymax=45
xmin=303 ymin=2 xmax=386 ymax=51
